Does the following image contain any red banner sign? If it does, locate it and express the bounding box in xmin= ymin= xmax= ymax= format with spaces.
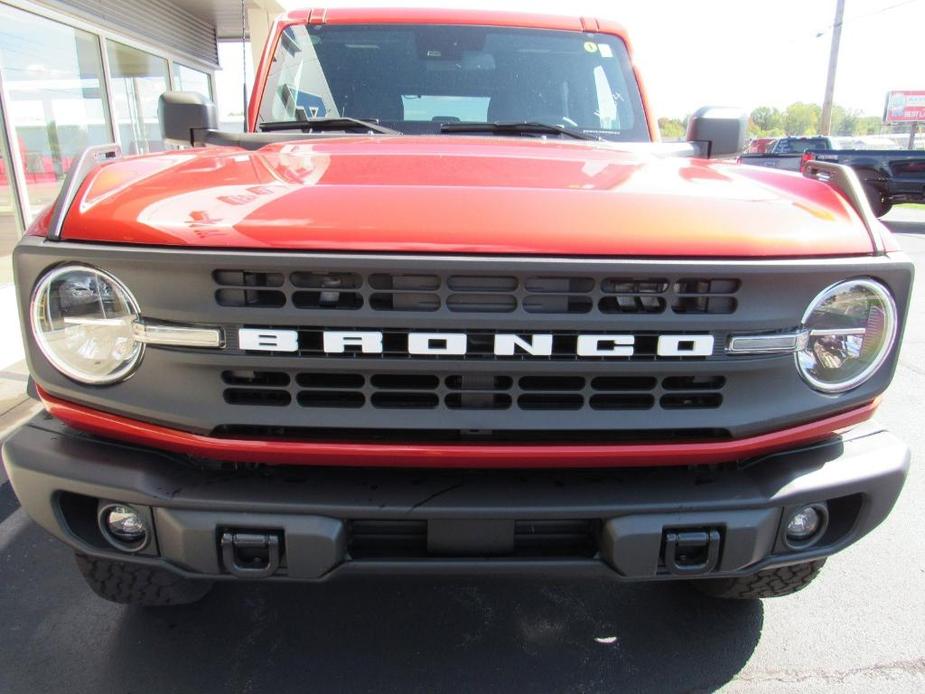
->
xmin=884 ymin=91 xmax=925 ymax=123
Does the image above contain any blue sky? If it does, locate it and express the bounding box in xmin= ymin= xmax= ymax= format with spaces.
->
xmin=266 ymin=0 xmax=923 ymax=119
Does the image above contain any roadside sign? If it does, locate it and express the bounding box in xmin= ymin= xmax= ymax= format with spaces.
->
xmin=883 ymin=91 xmax=925 ymax=123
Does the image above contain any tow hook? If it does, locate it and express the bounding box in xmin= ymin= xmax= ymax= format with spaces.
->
xmin=220 ymin=530 xmax=282 ymax=578
xmin=663 ymin=529 xmax=722 ymax=575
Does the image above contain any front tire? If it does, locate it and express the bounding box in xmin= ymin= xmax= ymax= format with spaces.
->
xmin=690 ymin=559 xmax=826 ymax=599
xmin=75 ymin=554 xmax=214 ymax=606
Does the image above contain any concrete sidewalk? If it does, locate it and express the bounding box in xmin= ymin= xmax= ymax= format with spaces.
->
xmin=0 ymin=254 xmax=39 ymax=486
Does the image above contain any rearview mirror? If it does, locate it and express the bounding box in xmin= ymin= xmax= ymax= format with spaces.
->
xmin=686 ymin=107 xmax=748 ymax=158
xmin=159 ymin=91 xmax=218 ymax=147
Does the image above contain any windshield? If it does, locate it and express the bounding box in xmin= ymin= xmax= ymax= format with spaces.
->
xmin=257 ymin=24 xmax=649 ymax=141
xmin=776 ymin=138 xmax=831 ymax=153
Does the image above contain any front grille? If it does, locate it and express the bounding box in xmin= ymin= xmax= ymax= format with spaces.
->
xmin=22 ymin=240 xmax=907 ymax=448
xmin=222 ymin=370 xmax=725 ymax=413
xmin=214 ymin=269 xmax=740 ymax=315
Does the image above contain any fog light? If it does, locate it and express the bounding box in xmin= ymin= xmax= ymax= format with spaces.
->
xmin=786 ymin=506 xmax=821 ymax=541
xmin=99 ymin=503 xmax=148 ymax=551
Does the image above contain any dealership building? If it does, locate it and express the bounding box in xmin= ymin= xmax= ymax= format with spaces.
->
xmin=0 ymin=0 xmax=282 ymax=258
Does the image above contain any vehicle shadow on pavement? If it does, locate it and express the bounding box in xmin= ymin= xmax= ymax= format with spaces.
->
xmin=102 ymin=575 xmax=763 ymax=693
xmin=884 ymin=220 xmax=925 ymax=235
xmin=1 ymin=519 xmax=762 ymax=694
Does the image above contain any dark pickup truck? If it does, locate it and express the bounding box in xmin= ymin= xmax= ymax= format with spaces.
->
xmin=805 ymin=149 xmax=925 ymax=217
xmin=739 ymin=138 xmax=925 ymax=217
xmin=738 ymin=137 xmax=838 ymax=171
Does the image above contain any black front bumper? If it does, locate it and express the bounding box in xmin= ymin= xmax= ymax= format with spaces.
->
xmin=1 ymin=414 xmax=910 ymax=582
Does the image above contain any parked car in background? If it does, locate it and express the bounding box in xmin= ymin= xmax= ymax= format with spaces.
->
xmin=738 ymin=136 xmax=840 ymax=170
xmin=804 ymin=149 xmax=925 ymax=216
xmin=745 ymin=137 xmax=777 ymax=154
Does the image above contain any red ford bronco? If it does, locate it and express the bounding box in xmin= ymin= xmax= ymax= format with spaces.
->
xmin=2 ymin=8 xmax=913 ymax=605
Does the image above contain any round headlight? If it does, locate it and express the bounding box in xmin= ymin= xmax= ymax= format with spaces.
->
xmin=797 ymin=279 xmax=897 ymax=393
xmin=31 ymin=265 xmax=143 ymax=384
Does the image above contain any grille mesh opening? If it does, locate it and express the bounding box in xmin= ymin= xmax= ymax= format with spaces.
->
xmin=298 ymin=391 xmax=365 ymax=408
xmin=292 ymin=290 xmax=363 ymax=310
xmin=370 ymin=293 xmax=440 ymax=311
xmin=523 ymin=295 xmax=593 ymax=314
xmin=296 ymin=373 xmax=365 ymax=389
xmin=290 ymin=272 xmax=361 ymax=289
xmin=525 ymin=276 xmax=595 ymax=293
xmin=369 ymin=274 xmax=440 ymax=290
xmin=663 ymin=376 xmax=727 ymax=391
xmin=661 ymin=393 xmax=723 ymax=409
xmin=447 ymin=294 xmax=517 ymax=313
xmin=590 ymin=394 xmax=655 ymax=410
xmin=216 ymin=289 xmax=286 ymax=308
xmin=599 ymin=295 xmax=666 ymax=314
xmin=222 ymin=370 xmax=290 ymax=387
xmin=519 ymin=376 xmax=586 ymax=391
xmin=224 ymin=389 xmax=291 ymax=407
xmin=448 ymin=276 xmax=518 ymax=291
xmin=518 ymin=393 xmax=584 ymax=410
xmin=446 ymin=392 xmax=512 ymax=410
xmin=213 ymin=270 xmax=284 ymax=287
xmin=370 ymin=374 xmax=440 ymax=390
xmin=371 ymin=392 xmax=440 ymax=409
xmin=591 ymin=376 xmax=658 ymax=391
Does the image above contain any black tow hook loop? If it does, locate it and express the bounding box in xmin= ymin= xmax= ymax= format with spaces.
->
xmin=220 ymin=531 xmax=281 ymax=578
xmin=663 ymin=529 xmax=722 ymax=576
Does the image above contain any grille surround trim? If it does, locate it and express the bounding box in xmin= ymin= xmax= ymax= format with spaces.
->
xmin=13 ymin=237 xmax=913 ymax=444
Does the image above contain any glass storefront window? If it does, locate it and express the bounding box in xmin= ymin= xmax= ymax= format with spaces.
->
xmin=107 ymin=41 xmax=169 ymax=155
xmin=173 ymin=64 xmax=212 ymax=99
xmin=0 ymin=4 xmax=112 ymax=218
xmin=0 ymin=102 xmax=22 ymax=257
xmin=215 ymin=41 xmax=253 ymax=132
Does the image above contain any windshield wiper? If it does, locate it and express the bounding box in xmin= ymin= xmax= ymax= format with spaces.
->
xmin=440 ymin=121 xmax=599 ymax=141
xmin=260 ymin=117 xmax=400 ymax=135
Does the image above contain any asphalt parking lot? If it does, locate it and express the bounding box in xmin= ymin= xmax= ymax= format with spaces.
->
xmin=1 ymin=210 xmax=924 ymax=693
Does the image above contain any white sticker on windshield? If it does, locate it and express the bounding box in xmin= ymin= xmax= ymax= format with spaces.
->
xmin=598 ymin=43 xmax=614 ymax=58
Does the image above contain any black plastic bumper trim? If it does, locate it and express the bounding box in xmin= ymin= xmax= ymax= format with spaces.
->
xmin=1 ymin=414 xmax=910 ymax=582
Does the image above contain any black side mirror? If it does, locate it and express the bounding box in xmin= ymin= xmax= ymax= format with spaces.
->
xmin=159 ymin=91 xmax=218 ymax=147
xmin=686 ymin=107 xmax=748 ymax=158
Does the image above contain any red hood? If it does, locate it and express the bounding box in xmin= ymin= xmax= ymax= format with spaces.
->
xmin=61 ymin=137 xmax=874 ymax=257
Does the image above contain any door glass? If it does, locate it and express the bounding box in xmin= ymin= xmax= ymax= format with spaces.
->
xmin=0 ymin=4 xmax=111 ymax=219
xmin=173 ymin=64 xmax=212 ymax=99
xmin=107 ymin=41 xmax=169 ymax=155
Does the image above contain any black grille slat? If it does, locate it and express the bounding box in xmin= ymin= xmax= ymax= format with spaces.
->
xmin=213 ymin=270 xmax=740 ymax=316
xmin=221 ymin=371 xmax=725 ymax=413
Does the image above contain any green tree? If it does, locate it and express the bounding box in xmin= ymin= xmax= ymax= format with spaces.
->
xmin=750 ymin=106 xmax=783 ymax=134
xmin=658 ymin=117 xmax=687 ymax=141
xmin=831 ymin=105 xmax=863 ymax=135
xmin=855 ymin=116 xmax=882 ymax=135
xmin=783 ymin=102 xmax=821 ymax=135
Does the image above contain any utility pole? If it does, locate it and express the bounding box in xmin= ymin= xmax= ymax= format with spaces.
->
xmin=820 ymin=0 xmax=846 ymax=135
